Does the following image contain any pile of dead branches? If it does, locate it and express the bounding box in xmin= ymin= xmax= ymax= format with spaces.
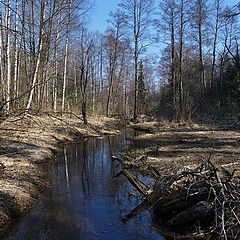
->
xmin=114 ymin=155 xmax=240 ymax=239
xmin=150 ymin=160 xmax=240 ymax=239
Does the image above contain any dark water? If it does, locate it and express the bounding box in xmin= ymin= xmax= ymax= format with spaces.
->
xmin=4 ymin=130 xmax=164 ymax=240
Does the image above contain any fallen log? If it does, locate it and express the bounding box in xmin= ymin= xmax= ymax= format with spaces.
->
xmin=111 ymin=155 xmax=136 ymax=168
xmin=121 ymin=169 xmax=153 ymax=196
xmin=152 ymin=180 xmax=212 ymax=218
xmin=111 ymin=155 xmax=123 ymax=163
xmin=122 ymin=200 xmax=149 ymax=223
xmin=169 ymin=201 xmax=214 ymax=228
xmin=148 ymin=166 xmax=161 ymax=178
xmin=152 ymin=222 xmax=209 ymax=240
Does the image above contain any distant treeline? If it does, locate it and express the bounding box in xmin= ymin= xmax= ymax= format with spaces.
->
xmin=0 ymin=0 xmax=239 ymax=123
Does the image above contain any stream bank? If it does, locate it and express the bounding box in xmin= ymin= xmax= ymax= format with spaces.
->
xmin=2 ymin=129 xmax=163 ymax=240
xmin=126 ymin=121 xmax=240 ymax=175
xmin=120 ymin=121 xmax=240 ymax=239
xmin=0 ymin=113 xmax=123 ymax=237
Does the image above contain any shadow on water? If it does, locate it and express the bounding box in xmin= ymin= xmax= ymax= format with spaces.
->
xmin=3 ymin=129 xmax=164 ymax=240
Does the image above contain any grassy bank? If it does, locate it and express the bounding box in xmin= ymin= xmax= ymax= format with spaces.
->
xmin=0 ymin=113 xmax=123 ymax=236
xmin=126 ymin=121 xmax=240 ymax=175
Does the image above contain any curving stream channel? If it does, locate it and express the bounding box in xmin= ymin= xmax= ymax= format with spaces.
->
xmin=4 ymin=130 xmax=164 ymax=240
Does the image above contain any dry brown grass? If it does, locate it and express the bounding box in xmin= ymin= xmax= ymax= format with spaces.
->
xmin=126 ymin=123 xmax=240 ymax=176
xmin=0 ymin=113 xmax=122 ymax=236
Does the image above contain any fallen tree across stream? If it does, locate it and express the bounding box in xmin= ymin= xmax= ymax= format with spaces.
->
xmin=113 ymin=155 xmax=240 ymax=239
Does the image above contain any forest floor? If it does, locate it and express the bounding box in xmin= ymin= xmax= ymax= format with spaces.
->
xmin=0 ymin=113 xmax=123 ymax=236
xmin=125 ymin=121 xmax=240 ymax=176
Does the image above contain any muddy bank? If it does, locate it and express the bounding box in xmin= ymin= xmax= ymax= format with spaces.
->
xmin=0 ymin=114 xmax=123 ymax=236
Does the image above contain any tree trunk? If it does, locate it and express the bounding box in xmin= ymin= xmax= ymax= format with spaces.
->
xmin=133 ymin=0 xmax=139 ymax=122
xmin=62 ymin=0 xmax=72 ymax=114
xmin=26 ymin=0 xmax=46 ymax=111
xmin=13 ymin=0 xmax=19 ymax=101
xmin=198 ymin=0 xmax=206 ymax=94
xmin=211 ymin=0 xmax=221 ymax=87
xmin=53 ymin=15 xmax=61 ymax=112
xmin=106 ymin=61 xmax=113 ymax=117
xmin=82 ymin=98 xmax=87 ymax=124
xmin=170 ymin=5 xmax=176 ymax=118
xmin=178 ymin=0 xmax=185 ymax=121
xmin=133 ymin=42 xmax=138 ymax=122
xmin=6 ymin=0 xmax=11 ymax=113
xmin=0 ymin=8 xmax=4 ymax=101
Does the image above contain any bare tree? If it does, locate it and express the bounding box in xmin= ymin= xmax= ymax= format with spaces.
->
xmin=178 ymin=0 xmax=186 ymax=121
xmin=61 ymin=0 xmax=72 ymax=114
xmin=119 ymin=0 xmax=154 ymax=121
xmin=191 ymin=0 xmax=209 ymax=94
xmin=159 ymin=0 xmax=178 ymax=117
xmin=6 ymin=0 xmax=11 ymax=112
xmin=26 ymin=0 xmax=47 ymax=111
xmin=0 ymin=5 xmax=4 ymax=103
xmin=105 ymin=10 xmax=125 ymax=117
xmin=53 ymin=13 xmax=61 ymax=112
xmin=79 ymin=29 xmax=95 ymax=124
xmin=210 ymin=0 xmax=223 ymax=86
xmin=13 ymin=0 xmax=19 ymax=101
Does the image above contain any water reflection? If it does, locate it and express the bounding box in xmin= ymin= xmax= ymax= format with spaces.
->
xmin=4 ymin=130 xmax=164 ymax=240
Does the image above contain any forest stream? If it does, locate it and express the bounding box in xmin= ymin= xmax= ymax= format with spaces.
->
xmin=3 ymin=130 xmax=164 ymax=240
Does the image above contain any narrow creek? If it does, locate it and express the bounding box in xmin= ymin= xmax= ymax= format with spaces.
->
xmin=4 ymin=130 xmax=164 ymax=240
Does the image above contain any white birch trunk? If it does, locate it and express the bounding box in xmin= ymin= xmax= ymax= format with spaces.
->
xmin=6 ymin=0 xmax=11 ymax=112
xmin=61 ymin=34 xmax=69 ymax=113
xmin=26 ymin=0 xmax=46 ymax=111
xmin=74 ymin=60 xmax=78 ymax=103
xmin=61 ymin=0 xmax=72 ymax=114
xmin=0 ymin=8 xmax=3 ymax=97
xmin=53 ymin=15 xmax=61 ymax=112
xmin=13 ymin=0 xmax=19 ymax=99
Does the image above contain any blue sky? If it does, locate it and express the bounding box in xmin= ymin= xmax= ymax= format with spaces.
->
xmin=90 ymin=0 xmax=240 ymax=33
xmin=89 ymin=0 xmax=122 ymax=32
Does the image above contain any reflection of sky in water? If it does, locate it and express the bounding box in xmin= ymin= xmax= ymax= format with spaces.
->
xmin=4 ymin=130 xmax=164 ymax=240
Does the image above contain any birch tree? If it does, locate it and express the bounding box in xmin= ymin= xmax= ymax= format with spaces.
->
xmin=178 ymin=0 xmax=185 ymax=121
xmin=26 ymin=0 xmax=46 ymax=111
xmin=6 ymin=0 xmax=11 ymax=112
xmin=61 ymin=0 xmax=72 ymax=114
xmin=105 ymin=11 xmax=125 ymax=117
xmin=13 ymin=0 xmax=19 ymax=100
xmin=0 ymin=6 xmax=3 ymax=102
